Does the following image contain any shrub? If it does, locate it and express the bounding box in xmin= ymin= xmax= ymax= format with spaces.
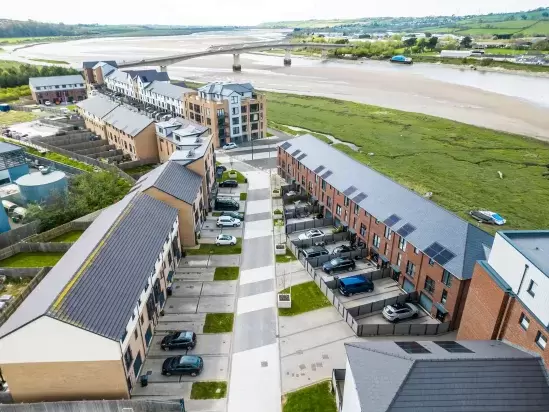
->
xmin=273 ymin=209 xmax=282 ymax=214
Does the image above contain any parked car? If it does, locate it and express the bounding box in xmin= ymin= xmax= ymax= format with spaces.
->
xmin=220 ymin=211 xmax=244 ymax=221
xmin=219 ymin=180 xmax=238 ymax=188
xmin=338 ymin=275 xmax=374 ymax=297
xmin=301 ymin=245 xmax=330 ymax=259
xmin=331 ymin=245 xmax=352 ymax=255
xmin=161 ymin=355 xmax=203 ymax=376
xmin=223 ymin=142 xmax=238 ymax=150
xmin=216 ymin=234 xmax=237 ymax=246
xmin=382 ymin=302 xmax=419 ymax=322
xmin=298 ymin=229 xmax=324 ymax=241
xmin=469 ymin=210 xmax=506 ymax=225
xmin=161 ymin=331 xmax=197 ymax=351
xmin=322 ymin=257 xmax=356 ymax=274
xmin=44 ymin=101 xmax=51 ymax=106
xmin=217 ymin=216 xmax=241 ymax=227
xmin=215 ymin=198 xmax=240 ymax=211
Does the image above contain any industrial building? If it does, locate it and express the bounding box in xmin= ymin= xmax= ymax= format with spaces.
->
xmin=277 ymin=134 xmax=494 ymax=329
xmin=15 ymin=170 xmax=68 ymax=204
xmin=29 ymin=75 xmax=87 ymax=105
xmin=0 ymin=142 xmax=29 ymax=185
xmin=0 ymin=191 xmax=181 ymax=402
xmin=458 ymin=230 xmax=549 ymax=367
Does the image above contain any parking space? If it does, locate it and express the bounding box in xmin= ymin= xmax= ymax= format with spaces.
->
xmin=288 ymin=226 xmax=335 ymax=241
xmin=200 ymin=217 xmax=244 ymax=240
xmin=148 ymin=334 xmax=231 ymax=357
xmin=140 ymin=355 xmax=229 ymax=384
xmin=213 ymin=201 xmax=245 ymax=213
xmin=317 ymin=260 xmax=377 ymax=282
xmin=335 ymin=277 xmax=404 ymax=309
xmin=356 ymin=308 xmax=440 ymax=326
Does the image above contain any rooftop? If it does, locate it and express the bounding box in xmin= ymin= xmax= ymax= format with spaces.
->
xmin=345 ymin=340 xmax=549 ymax=412
xmin=198 ymin=82 xmax=254 ymax=97
xmin=500 ymin=230 xmax=549 ymax=277
xmin=82 ymin=60 xmax=118 ymax=69
xmin=15 ymin=171 xmax=66 ymax=186
xmin=0 ymin=142 xmax=23 ymax=155
xmin=145 ymin=80 xmax=194 ymax=100
xmin=279 ymin=135 xmax=494 ymax=280
xmin=76 ymin=95 xmax=120 ymax=119
xmin=102 ymin=105 xmax=153 ymax=137
xmin=29 ymin=75 xmax=85 ymax=88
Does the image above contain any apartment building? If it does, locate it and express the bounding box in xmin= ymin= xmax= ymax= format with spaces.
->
xmin=76 ymin=94 xmax=119 ymax=136
xmin=183 ymin=82 xmax=267 ymax=148
xmin=458 ymin=230 xmax=549 ymax=367
xmin=0 ymin=192 xmax=181 ymax=401
xmin=156 ymin=118 xmax=209 ymax=163
xmin=82 ymin=60 xmax=118 ymax=85
xmin=104 ymin=69 xmax=170 ymax=100
xmin=337 ymin=340 xmax=549 ymax=412
xmin=140 ymin=81 xmax=193 ymax=117
xmin=278 ymin=135 xmax=493 ymax=329
xmin=29 ymin=75 xmax=86 ymax=105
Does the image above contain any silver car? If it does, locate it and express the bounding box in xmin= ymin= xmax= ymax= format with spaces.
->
xmin=382 ymin=302 xmax=419 ymax=322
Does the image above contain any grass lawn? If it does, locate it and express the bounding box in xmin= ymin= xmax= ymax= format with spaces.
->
xmin=2 ymin=277 xmax=32 ymax=298
xmin=275 ymin=249 xmax=297 ymax=263
xmin=213 ymin=267 xmax=239 ymax=281
xmin=203 ymin=313 xmax=234 ymax=333
xmin=30 ymin=58 xmax=69 ymax=65
xmin=266 ymin=91 xmax=549 ymax=233
xmin=190 ymin=381 xmax=227 ymax=399
xmin=0 ymin=252 xmax=65 ymax=268
xmin=212 ymin=212 xmax=222 ymax=217
xmin=49 ymin=230 xmax=84 ymax=243
xmin=185 ymin=238 xmax=242 ymax=255
xmin=0 ymin=111 xmax=38 ymax=127
xmin=283 ymin=381 xmax=336 ymax=412
xmin=123 ymin=164 xmax=158 ymax=175
xmin=222 ymin=169 xmax=247 ymax=183
xmin=240 ymin=192 xmax=247 ymax=201
xmin=278 ymin=281 xmax=330 ymax=316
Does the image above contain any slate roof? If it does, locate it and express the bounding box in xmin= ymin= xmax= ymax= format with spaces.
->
xmin=102 ymin=105 xmax=154 ymax=137
xmin=82 ymin=60 xmax=118 ymax=69
xmin=126 ymin=70 xmax=170 ymax=83
xmin=145 ymin=81 xmax=194 ymax=100
xmin=29 ymin=75 xmax=85 ymax=88
xmin=76 ymin=95 xmax=120 ymax=118
xmin=279 ymin=135 xmax=494 ymax=279
xmin=135 ymin=161 xmax=203 ymax=204
xmin=0 ymin=141 xmax=23 ymax=154
xmin=198 ymin=82 xmax=254 ymax=97
xmin=0 ymin=192 xmax=177 ymax=341
xmin=345 ymin=341 xmax=549 ymax=412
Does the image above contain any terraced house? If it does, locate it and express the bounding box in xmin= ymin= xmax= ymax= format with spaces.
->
xmin=278 ymin=134 xmax=494 ymax=329
xmin=0 ymin=192 xmax=181 ymax=402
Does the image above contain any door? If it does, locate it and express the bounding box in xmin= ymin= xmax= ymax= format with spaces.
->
xmin=419 ymin=292 xmax=433 ymax=312
xmin=403 ymin=279 xmax=415 ymax=293
xmin=133 ymin=352 xmax=143 ymax=378
xmin=145 ymin=326 xmax=153 ymax=347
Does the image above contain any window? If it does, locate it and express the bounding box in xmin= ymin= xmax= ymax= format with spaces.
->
xmin=373 ymin=234 xmax=381 ymax=248
xmin=301 ymin=176 xmax=305 ymax=186
xmin=441 ymin=289 xmax=448 ymax=305
xmin=134 ymin=329 xmax=138 ymax=340
xmin=383 ymin=243 xmax=388 ymax=256
xmin=231 ymin=107 xmax=239 ymax=115
xmin=442 ymin=270 xmax=453 ymax=288
xmin=231 ymin=96 xmax=238 ymax=104
xmin=327 ymin=196 xmax=332 ymax=208
xmin=232 ymin=127 xmax=239 ymax=135
xmin=360 ymin=224 xmax=366 ymax=237
xmin=336 ymin=204 xmax=342 ymax=216
xmin=414 ymin=247 xmax=420 ymax=254
xmin=232 ymin=117 xmax=240 ymax=125
xmin=384 ymin=227 xmax=392 ymax=239
xmin=406 ymin=261 xmax=415 ymax=277
xmin=396 ymin=253 xmax=402 ymax=266
xmin=124 ymin=347 xmax=134 ymax=369
xmin=140 ymin=313 xmax=145 ymax=325
xmin=354 ymin=204 xmax=360 ymax=215
xmin=535 ymin=332 xmax=547 ymax=350
xmin=424 ymin=277 xmax=435 ymax=294
xmin=398 ymin=237 xmax=407 ymax=251
xmin=321 ymin=180 xmax=326 ymax=191
xmin=344 ymin=197 xmax=350 ymax=207
xmin=519 ymin=313 xmax=530 ymax=330
xmin=527 ymin=280 xmax=537 ymax=297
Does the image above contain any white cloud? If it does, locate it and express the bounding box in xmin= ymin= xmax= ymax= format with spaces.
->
xmin=3 ymin=0 xmax=548 ymax=26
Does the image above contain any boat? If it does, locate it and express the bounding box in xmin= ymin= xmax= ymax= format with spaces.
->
xmin=390 ymin=55 xmax=413 ymax=64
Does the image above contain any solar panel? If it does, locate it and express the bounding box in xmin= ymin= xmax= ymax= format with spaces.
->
xmin=424 ymin=242 xmax=443 ymax=257
xmin=383 ymin=214 xmax=402 ymax=227
xmin=343 ymin=186 xmax=358 ymax=196
xmin=313 ymin=165 xmax=326 ymax=174
xmin=297 ymin=153 xmax=307 ymax=161
xmin=433 ymin=249 xmax=456 ymax=266
xmin=431 ymin=242 xmax=444 ymax=254
xmin=321 ymin=170 xmax=333 ymax=179
xmin=291 ymin=149 xmax=301 ymax=156
xmin=397 ymin=223 xmax=417 ymax=238
xmin=434 ymin=341 xmax=474 ymax=354
xmin=395 ymin=341 xmax=431 ymax=354
xmin=353 ymin=193 xmax=367 ymax=204
xmin=280 ymin=142 xmax=292 ymax=150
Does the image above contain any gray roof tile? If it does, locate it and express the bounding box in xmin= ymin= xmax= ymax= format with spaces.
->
xmin=280 ymin=135 xmax=494 ymax=279
xmin=29 ymin=75 xmax=85 ymax=88
xmin=82 ymin=60 xmax=118 ymax=69
xmin=145 ymin=81 xmax=194 ymax=100
xmin=76 ymin=95 xmax=120 ymax=118
xmin=102 ymin=106 xmax=153 ymax=137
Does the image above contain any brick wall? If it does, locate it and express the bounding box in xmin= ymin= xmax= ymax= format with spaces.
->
xmin=33 ymin=89 xmax=87 ymax=105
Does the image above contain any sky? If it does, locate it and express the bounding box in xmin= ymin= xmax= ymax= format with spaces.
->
xmin=2 ymin=0 xmax=548 ymax=26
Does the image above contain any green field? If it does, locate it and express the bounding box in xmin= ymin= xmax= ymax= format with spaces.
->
xmin=0 ymin=111 xmax=38 ymax=126
xmin=203 ymin=313 xmax=234 ymax=333
xmin=30 ymin=58 xmax=70 ymax=65
xmin=485 ymin=48 xmax=531 ymax=55
xmin=519 ymin=21 xmax=549 ymax=35
xmin=266 ymin=91 xmax=549 ymax=233
xmin=0 ymin=252 xmax=65 ymax=268
xmin=190 ymin=382 xmax=227 ymax=399
xmin=283 ymin=381 xmax=336 ymax=412
xmin=49 ymin=230 xmax=84 ymax=243
xmin=278 ymin=282 xmax=331 ymax=316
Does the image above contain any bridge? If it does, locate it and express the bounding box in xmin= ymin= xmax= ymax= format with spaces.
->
xmin=117 ymin=41 xmax=351 ymax=72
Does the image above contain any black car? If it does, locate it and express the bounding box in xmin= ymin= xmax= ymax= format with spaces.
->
xmin=219 ymin=180 xmax=238 ymax=188
xmin=161 ymin=331 xmax=197 ymax=351
xmin=221 ymin=211 xmax=244 ymax=221
xmin=301 ymin=245 xmax=330 ymax=259
xmin=322 ymin=257 xmax=356 ymax=274
xmin=161 ymin=355 xmax=203 ymax=377
xmin=331 ymin=245 xmax=352 ymax=255
xmin=215 ymin=198 xmax=240 ymax=211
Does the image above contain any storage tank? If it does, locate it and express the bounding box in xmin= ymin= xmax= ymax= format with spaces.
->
xmin=15 ymin=170 xmax=68 ymax=204
xmin=0 ymin=205 xmax=11 ymax=233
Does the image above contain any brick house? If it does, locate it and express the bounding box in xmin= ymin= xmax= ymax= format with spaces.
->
xmin=29 ymin=75 xmax=87 ymax=105
xmin=277 ymin=134 xmax=493 ymax=328
xmin=458 ymin=230 xmax=549 ymax=367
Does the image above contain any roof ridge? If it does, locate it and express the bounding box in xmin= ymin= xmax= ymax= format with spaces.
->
xmin=345 ymin=342 xmax=414 ymax=361
xmin=383 ymin=361 xmax=417 ymax=412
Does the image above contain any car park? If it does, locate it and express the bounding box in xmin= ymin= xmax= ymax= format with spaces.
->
xmin=215 ymin=198 xmax=240 ymax=211
xmin=216 ymin=234 xmax=237 ymax=246
xmin=220 ymin=211 xmax=244 ymax=221
xmin=161 ymin=355 xmax=203 ymax=376
xmin=223 ymin=142 xmax=238 ymax=150
xmin=298 ymin=229 xmax=324 ymax=241
xmin=161 ymin=331 xmax=197 ymax=351
xmin=300 ymin=245 xmax=330 ymax=259
xmin=338 ymin=275 xmax=374 ymax=296
xmin=217 ymin=216 xmax=241 ymax=227
xmin=331 ymin=245 xmax=352 ymax=255
xmin=322 ymin=257 xmax=356 ymax=274
xmin=382 ymin=302 xmax=419 ymax=322
xmin=219 ymin=180 xmax=238 ymax=188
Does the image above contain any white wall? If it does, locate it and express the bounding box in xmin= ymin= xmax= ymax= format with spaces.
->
xmin=488 ymin=233 xmax=549 ymax=325
xmin=342 ymin=359 xmax=362 ymax=412
xmin=0 ymin=316 xmax=120 ymax=363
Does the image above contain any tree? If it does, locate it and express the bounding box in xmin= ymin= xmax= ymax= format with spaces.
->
xmin=427 ymin=36 xmax=438 ymax=50
xmin=521 ymin=14 xmax=528 ymax=20
xmin=460 ymin=36 xmax=473 ymax=49
xmin=403 ymin=37 xmax=417 ymax=47
xmin=424 ymin=32 xmax=432 ymax=38
xmin=542 ymin=11 xmax=549 ymax=18
xmin=416 ymin=38 xmax=427 ymax=52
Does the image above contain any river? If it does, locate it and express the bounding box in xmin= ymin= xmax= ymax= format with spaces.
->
xmin=4 ymin=29 xmax=549 ymax=140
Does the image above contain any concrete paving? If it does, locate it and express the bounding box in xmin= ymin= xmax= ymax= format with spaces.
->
xmin=246 ymin=211 xmax=272 ymax=222
xmin=132 ymin=381 xmax=192 ymax=397
xmin=165 ymin=298 xmax=200 ymax=314
xmin=337 ymin=277 xmax=404 ymax=309
xmin=202 ymin=281 xmax=237 ymax=296
xmin=197 ymin=296 xmax=235 ymax=313
xmin=356 ymin=309 xmax=439 ymax=325
xmin=288 ymin=226 xmax=335 ymax=241
xmin=141 ymin=356 xmax=229 ymax=383
xmin=179 ymin=255 xmax=241 ymax=268
xmin=147 ymin=334 xmax=231 ymax=358
xmin=175 ymin=268 xmax=215 ymax=282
